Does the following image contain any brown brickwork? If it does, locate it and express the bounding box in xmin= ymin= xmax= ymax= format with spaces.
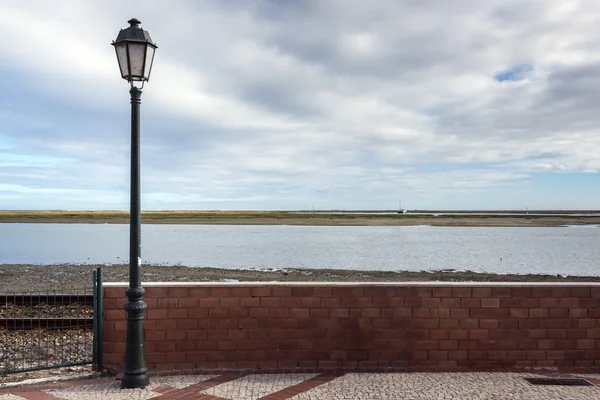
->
xmin=102 ymin=283 xmax=600 ymax=372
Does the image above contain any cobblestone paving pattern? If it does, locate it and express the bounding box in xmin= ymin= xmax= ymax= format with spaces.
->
xmin=2 ymin=372 xmax=600 ymax=399
xmin=44 ymin=375 xmax=219 ymax=400
xmin=291 ymin=373 xmax=600 ymax=400
xmin=203 ymin=374 xmax=317 ymax=400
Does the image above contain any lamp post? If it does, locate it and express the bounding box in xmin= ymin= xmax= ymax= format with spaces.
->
xmin=112 ymin=18 xmax=157 ymax=389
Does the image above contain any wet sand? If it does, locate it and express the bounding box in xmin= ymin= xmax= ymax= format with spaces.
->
xmin=1 ymin=264 xmax=599 ymax=293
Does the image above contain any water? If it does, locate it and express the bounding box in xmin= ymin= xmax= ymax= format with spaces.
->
xmin=0 ymin=223 xmax=598 ymax=276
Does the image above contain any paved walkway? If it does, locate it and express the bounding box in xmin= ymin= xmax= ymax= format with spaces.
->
xmin=2 ymin=372 xmax=600 ymax=399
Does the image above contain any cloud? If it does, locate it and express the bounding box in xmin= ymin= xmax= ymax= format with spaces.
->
xmin=0 ymin=0 xmax=599 ymax=209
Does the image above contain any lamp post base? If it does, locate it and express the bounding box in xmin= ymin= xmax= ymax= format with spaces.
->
xmin=121 ymin=372 xmax=150 ymax=389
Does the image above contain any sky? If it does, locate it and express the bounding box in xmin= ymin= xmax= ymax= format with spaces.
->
xmin=1 ymin=0 xmax=600 ymax=211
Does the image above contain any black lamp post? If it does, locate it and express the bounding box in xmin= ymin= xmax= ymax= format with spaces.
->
xmin=112 ymin=18 xmax=157 ymax=389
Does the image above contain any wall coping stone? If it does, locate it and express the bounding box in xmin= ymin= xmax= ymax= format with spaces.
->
xmin=104 ymin=281 xmax=600 ymax=288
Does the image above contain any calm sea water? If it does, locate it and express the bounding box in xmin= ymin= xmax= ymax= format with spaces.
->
xmin=0 ymin=223 xmax=598 ymax=276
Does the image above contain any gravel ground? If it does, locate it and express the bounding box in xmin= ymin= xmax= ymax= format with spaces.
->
xmin=0 ymin=303 xmax=92 ymax=319
xmin=0 ymin=328 xmax=93 ymax=378
xmin=1 ymin=263 xmax=600 ymax=293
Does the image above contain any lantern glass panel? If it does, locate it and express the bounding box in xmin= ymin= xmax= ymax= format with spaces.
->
xmin=114 ymin=42 xmax=129 ymax=79
xmin=127 ymin=42 xmax=147 ymax=80
xmin=144 ymin=46 xmax=155 ymax=80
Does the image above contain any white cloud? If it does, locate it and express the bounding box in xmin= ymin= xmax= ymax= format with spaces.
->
xmin=0 ymin=0 xmax=599 ymax=209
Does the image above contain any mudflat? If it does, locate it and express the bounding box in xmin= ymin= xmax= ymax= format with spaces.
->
xmin=1 ymin=210 xmax=599 ymax=227
xmin=1 ymin=264 xmax=599 ymax=293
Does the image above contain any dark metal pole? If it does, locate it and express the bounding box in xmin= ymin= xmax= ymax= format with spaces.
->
xmin=121 ymin=86 xmax=149 ymax=389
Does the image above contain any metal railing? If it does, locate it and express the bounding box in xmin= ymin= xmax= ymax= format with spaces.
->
xmin=0 ymin=267 xmax=103 ymax=376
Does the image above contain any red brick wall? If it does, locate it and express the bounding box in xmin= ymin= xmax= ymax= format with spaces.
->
xmin=102 ymin=283 xmax=600 ymax=372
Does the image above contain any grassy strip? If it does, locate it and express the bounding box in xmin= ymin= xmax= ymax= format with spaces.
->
xmin=0 ymin=210 xmax=599 ymax=226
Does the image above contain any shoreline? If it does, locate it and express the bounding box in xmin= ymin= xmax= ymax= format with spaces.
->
xmin=1 ymin=210 xmax=600 ymax=227
xmin=1 ymin=264 xmax=599 ymax=292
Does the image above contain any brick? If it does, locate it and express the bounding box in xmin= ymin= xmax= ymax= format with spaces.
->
xmin=168 ymin=309 xmax=188 ymax=319
xmin=548 ymin=308 xmax=569 ymax=318
xmin=241 ymin=297 xmax=260 ymax=307
xmin=321 ymin=297 xmax=340 ymax=307
xmin=310 ymin=308 xmax=330 ymax=318
xmin=429 ymin=330 xmax=450 ymax=339
xmin=559 ymin=298 xmax=579 ymax=308
xmin=105 ymin=309 xmax=125 ymax=320
xmin=290 ymin=308 xmax=310 ymax=318
xmin=156 ymin=319 xmax=177 ymax=330
xmin=509 ymin=309 xmax=529 ymax=319
xmin=177 ymin=298 xmax=198 ymax=309
xmin=189 ymin=308 xmax=209 ymax=319
xmin=393 ymin=308 xmax=412 ymax=318
xmin=480 ymin=319 xmax=498 ymax=329
xmin=529 ymin=308 xmax=548 ymax=318
xmin=433 ymin=287 xmax=452 ymax=297
xmin=428 ymin=351 xmax=448 ymax=360
xmin=469 ymin=330 xmax=488 ymax=339
xmin=489 ymin=309 xmax=509 ymax=318
xmin=302 ymin=297 xmax=322 ymax=307
xmin=481 ymin=298 xmax=500 ymax=308
xmin=520 ymin=298 xmax=540 ymax=308
xmin=441 ymin=298 xmax=461 ymax=308
xmin=417 ymin=288 xmax=432 ymax=298
xmin=492 ymin=288 xmax=511 ymax=297
xmin=500 ymin=298 xmax=520 ymax=308
xmin=261 ymin=297 xmax=281 ymax=307
xmin=209 ymin=308 xmax=228 ymax=318
xmin=166 ymin=330 xmax=186 ymax=341
xmin=341 ymin=297 xmax=372 ymax=307
xmin=404 ymin=297 xmax=421 ymax=307
xmin=414 ymin=309 xmax=431 ymax=318
xmin=220 ymin=297 xmax=240 ymax=307
xmin=472 ymin=288 xmax=491 ymax=297
xmin=155 ymin=342 xmax=176 ymax=352
xmin=470 ymin=309 xmax=490 ymax=318
xmin=569 ymin=308 xmax=588 ymax=318
xmin=313 ymin=287 xmax=332 ymax=297
xmin=167 ymin=287 xmax=189 ymax=297
xmin=430 ymin=308 xmax=451 ymax=318
xmin=147 ymin=309 xmax=168 ymax=320
xmin=462 ymin=298 xmax=480 ymax=308
xmin=157 ymin=298 xmax=177 ymax=309
xmin=449 ymin=330 xmax=469 ymax=340
xmin=450 ymin=309 xmax=469 ymax=318
xmin=567 ymin=329 xmax=587 ymax=339
xmin=571 ymin=287 xmax=591 ymax=297
xmin=421 ymin=298 xmax=441 ymax=307
xmin=459 ymin=319 xmax=478 ymax=329
xmin=439 ymin=340 xmax=459 ymax=350
xmin=413 ymin=319 xmax=438 ymax=329
xmin=519 ymin=319 xmax=538 ymax=330
xmin=177 ymin=319 xmax=197 ymax=330
xmin=395 ymin=287 xmax=418 ymax=297
xmin=548 ymin=329 xmax=567 ymax=339
xmin=189 ymin=287 xmax=210 ymax=298
xmin=105 ymin=287 xmax=125 ymax=298
xmin=440 ymin=319 xmax=459 ymax=329
xmin=252 ymin=287 xmax=272 ymax=297
xmin=578 ymin=319 xmax=597 ymax=328
xmin=453 ymin=288 xmax=472 ymax=298
xmin=198 ymin=298 xmax=219 ymax=308
xmin=269 ymin=308 xmax=289 ymax=318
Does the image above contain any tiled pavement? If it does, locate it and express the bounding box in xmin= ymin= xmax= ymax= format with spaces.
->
xmin=2 ymin=372 xmax=600 ymax=400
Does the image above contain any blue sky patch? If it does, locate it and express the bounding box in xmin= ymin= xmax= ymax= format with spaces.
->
xmin=495 ymin=64 xmax=534 ymax=82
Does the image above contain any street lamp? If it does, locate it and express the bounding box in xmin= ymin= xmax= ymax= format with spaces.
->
xmin=112 ymin=18 xmax=157 ymax=389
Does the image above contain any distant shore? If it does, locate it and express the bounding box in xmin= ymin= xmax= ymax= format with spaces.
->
xmin=1 ymin=210 xmax=599 ymax=227
xmin=1 ymin=264 xmax=599 ymax=292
